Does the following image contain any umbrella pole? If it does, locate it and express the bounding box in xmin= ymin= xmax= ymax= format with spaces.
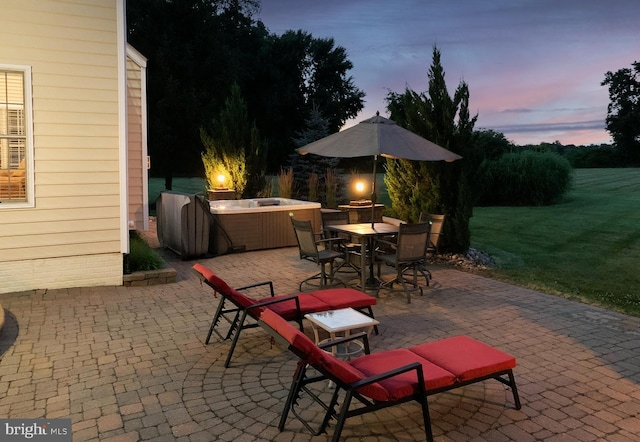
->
xmin=371 ymin=155 xmax=377 ymax=228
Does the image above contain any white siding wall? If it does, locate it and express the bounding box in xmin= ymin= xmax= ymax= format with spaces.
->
xmin=0 ymin=0 xmax=124 ymax=293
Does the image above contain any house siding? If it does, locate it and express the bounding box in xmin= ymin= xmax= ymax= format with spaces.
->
xmin=127 ymin=48 xmax=148 ymax=231
xmin=0 ymin=0 xmax=124 ymax=293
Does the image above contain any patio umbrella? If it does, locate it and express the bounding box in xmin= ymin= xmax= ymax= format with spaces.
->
xmin=296 ymin=112 xmax=462 ymax=226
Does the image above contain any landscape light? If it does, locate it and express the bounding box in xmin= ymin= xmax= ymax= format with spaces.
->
xmin=216 ymin=174 xmax=228 ymax=190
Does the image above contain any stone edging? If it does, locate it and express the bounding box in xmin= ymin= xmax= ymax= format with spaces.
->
xmin=123 ymin=268 xmax=177 ymax=287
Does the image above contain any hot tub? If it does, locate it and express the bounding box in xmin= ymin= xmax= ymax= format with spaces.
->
xmin=209 ymin=198 xmax=322 ymax=255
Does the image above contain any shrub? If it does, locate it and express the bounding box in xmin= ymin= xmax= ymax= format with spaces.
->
xmin=277 ymin=167 xmax=294 ymax=198
xmin=307 ymin=172 xmax=319 ymax=202
xmin=128 ymin=233 xmax=164 ymax=272
xmin=325 ymin=168 xmax=338 ymax=208
xmin=477 ymin=150 xmax=573 ymax=206
xmin=257 ymin=176 xmax=274 ymax=197
xmin=563 ymin=145 xmax=620 ymax=168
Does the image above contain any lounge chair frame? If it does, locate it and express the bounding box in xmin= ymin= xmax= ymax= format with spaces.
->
xmin=259 ymin=308 xmax=521 ymax=442
xmin=283 ymin=332 xmax=432 ymax=440
xmin=193 ymin=263 xmax=377 ymax=368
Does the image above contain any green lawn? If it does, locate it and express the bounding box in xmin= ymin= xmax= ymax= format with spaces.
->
xmin=470 ymin=168 xmax=640 ymax=316
xmin=148 ymin=177 xmax=208 ymax=205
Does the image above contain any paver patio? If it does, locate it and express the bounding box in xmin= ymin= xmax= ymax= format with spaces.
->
xmin=1 ymin=236 xmax=639 ymax=441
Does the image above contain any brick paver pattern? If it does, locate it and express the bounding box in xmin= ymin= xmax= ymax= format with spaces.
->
xmin=1 ymin=241 xmax=639 ymax=441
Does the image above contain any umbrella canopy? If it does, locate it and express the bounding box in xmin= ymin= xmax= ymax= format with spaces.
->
xmin=296 ymin=113 xmax=462 ymax=162
xmin=296 ymin=113 xmax=462 ymax=225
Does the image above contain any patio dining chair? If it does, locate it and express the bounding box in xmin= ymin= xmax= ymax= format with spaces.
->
xmin=321 ymin=210 xmax=350 ymax=238
xmin=419 ymin=213 xmax=445 ymax=256
xmin=321 ymin=210 xmax=360 ymax=274
xmin=290 ymin=217 xmax=347 ymax=290
xmin=375 ymin=222 xmax=431 ymax=303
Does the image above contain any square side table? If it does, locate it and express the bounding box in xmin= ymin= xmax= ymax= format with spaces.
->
xmin=304 ymin=308 xmax=379 ymax=358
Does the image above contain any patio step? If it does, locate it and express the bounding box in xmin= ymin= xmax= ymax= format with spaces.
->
xmin=123 ymin=268 xmax=177 ymax=286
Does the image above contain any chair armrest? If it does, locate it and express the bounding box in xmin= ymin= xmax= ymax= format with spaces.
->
xmin=248 ymin=293 xmax=300 ymax=309
xmin=316 ymin=237 xmax=342 ymax=246
xmin=235 ymin=280 xmax=275 ymax=297
xmin=247 ymin=295 xmax=300 ymax=310
xmin=374 ymin=238 xmax=396 ymax=248
xmin=316 ymin=237 xmax=345 ymax=251
xmin=374 ymin=238 xmax=397 ymax=255
xmin=351 ymin=361 xmax=424 ymax=388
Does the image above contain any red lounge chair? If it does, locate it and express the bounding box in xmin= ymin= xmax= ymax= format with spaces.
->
xmin=259 ymin=308 xmax=521 ymax=442
xmin=192 ymin=263 xmax=377 ymax=367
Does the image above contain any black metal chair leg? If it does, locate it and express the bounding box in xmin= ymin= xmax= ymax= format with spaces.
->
xmin=279 ymin=362 xmax=307 ymax=431
xmin=224 ymin=310 xmax=249 ymax=368
xmin=420 ymin=394 xmax=434 ymax=442
xmin=205 ymin=298 xmax=227 ymax=344
xmin=508 ymin=370 xmax=522 ymax=409
xmin=331 ymin=389 xmax=354 ymax=442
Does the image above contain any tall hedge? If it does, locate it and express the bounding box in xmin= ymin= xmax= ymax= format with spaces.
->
xmin=477 ymin=151 xmax=573 ymax=206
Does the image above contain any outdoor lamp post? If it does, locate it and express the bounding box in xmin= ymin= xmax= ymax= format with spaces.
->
xmin=351 ymin=179 xmax=371 ymax=206
xmin=208 ymin=173 xmax=235 ymax=200
xmin=355 ymin=180 xmax=366 ymax=198
xmin=216 ymin=174 xmax=227 ymax=190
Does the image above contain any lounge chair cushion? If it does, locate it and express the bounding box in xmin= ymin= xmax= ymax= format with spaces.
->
xmin=350 ymin=349 xmax=457 ymax=400
xmin=311 ymin=347 xmax=392 ymax=401
xmin=261 ymin=308 xmax=366 ymax=385
xmin=267 ymin=295 xmax=335 ymax=319
xmin=309 ymin=288 xmax=377 ymax=309
xmin=193 ymin=263 xmax=255 ymax=308
xmin=410 ymin=336 xmax=516 ymax=382
xmin=193 ymin=263 xmax=233 ymax=295
xmin=260 ymin=309 xmax=318 ymax=357
xmin=193 ymin=264 xmax=376 ymax=317
xmin=260 ymin=308 xmax=389 ymax=401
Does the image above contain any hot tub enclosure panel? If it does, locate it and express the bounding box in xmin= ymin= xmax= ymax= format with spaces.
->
xmin=212 ymin=208 xmax=321 ymax=255
xmin=156 ymin=191 xmax=210 ymax=259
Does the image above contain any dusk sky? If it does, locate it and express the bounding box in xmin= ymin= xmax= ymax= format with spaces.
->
xmin=257 ymin=0 xmax=639 ymax=146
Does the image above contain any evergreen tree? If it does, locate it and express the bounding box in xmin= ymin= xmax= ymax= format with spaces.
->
xmin=288 ymin=106 xmax=340 ymax=201
xmin=385 ymin=47 xmax=477 ymax=252
xmin=201 ymin=83 xmax=266 ymax=198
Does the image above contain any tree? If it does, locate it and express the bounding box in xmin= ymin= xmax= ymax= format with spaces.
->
xmin=288 ymin=106 xmax=340 ymax=200
xmin=254 ymin=30 xmax=365 ymax=170
xmin=292 ymin=106 xmax=331 ymax=147
xmin=473 ymin=129 xmax=515 ymax=162
xmin=602 ymin=61 xmax=640 ymax=165
xmin=385 ymin=47 xmax=477 ymax=252
xmin=127 ymin=2 xmax=365 ymax=184
xmin=201 ymin=83 xmax=266 ymax=198
xmin=127 ymin=0 xmax=268 ymax=187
